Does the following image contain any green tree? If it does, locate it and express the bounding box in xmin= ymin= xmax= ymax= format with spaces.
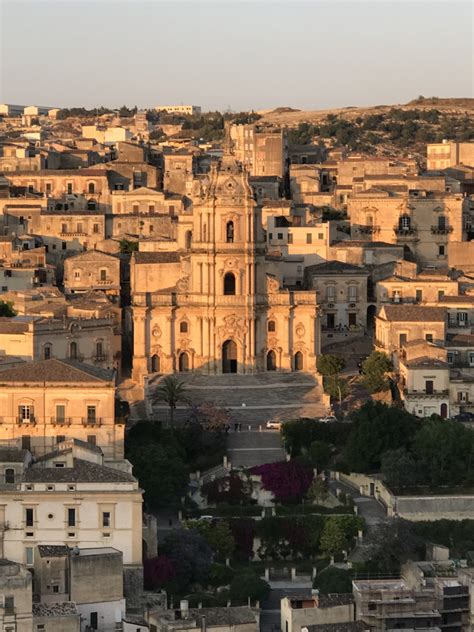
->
xmin=186 ymin=519 xmax=236 ymax=560
xmin=360 ymin=351 xmax=393 ymax=393
xmin=153 ymin=376 xmax=190 ymax=427
xmin=381 ymin=447 xmax=418 ymax=488
xmin=119 ymin=239 xmax=138 ymax=254
xmin=413 ymin=417 xmax=474 ymax=486
xmin=307 ymin=477 xmax=329 ymax=504
xmin=307 ymin=440 xmax=332 ymax=470
xmin=367 ymin=519 xmax=424 ymax=574
xmin=344 ymin=402 xmax=419 ymax=472
xmin=313 ymin=567 xmax=352 ymax=594
xmin=317 ymin=354 xmax=346 ymax=377
xmin=127 ymin=442 xmax=188 ymax=509
xmin=229 ymin=571 xmax=270 ymax=603
xmin=0 ymin=301 xmax=16 ymax=317
xmin=320 ymin=517 xmax=349 ymax=556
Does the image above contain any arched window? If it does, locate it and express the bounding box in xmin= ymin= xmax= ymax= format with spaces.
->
xmin=226 ymin=221 xmax=234 ymax=243
xmin=87 ymin=200 xmax=96 ymax=211
xmin=179 ymin=352 xmax=189 ymax=372
xmin=5 ymin=468 xmax=15 ymax=484
xmin=43 ymin=344 xmax=52 ymax=360
xmin=185 ymin=231 xmax=192 ymax=250
xmin=224 ymin=272 xmax=236 ymax=296
xmin=399 ymin=214 xmax=411 ymax=230
xmin=151 ymin=354 xmax=160 ymax=373
xmin=268 ymin=320 xmax=276 ymax=333
xmin=294 ymin=351 xmax=303 ymax=371
xmin=267 ymin=350 xmax=277 ymax=371
xmin=88 ymin=182 xmax=96 ymax=194
xmin=180 ymin=321 xmax=188 ymax=333
xmin=69 ymin=341 xmax=78 ymax=360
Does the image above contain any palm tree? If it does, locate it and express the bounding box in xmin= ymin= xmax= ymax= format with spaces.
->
xmin=153 ymin=375 xmax=190 ymax=427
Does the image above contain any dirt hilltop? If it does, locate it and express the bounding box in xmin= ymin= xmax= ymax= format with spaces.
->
xmin=258 ymin=98 xmax=474 ymax=127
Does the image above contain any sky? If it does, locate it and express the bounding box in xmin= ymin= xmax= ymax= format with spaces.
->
xmin=0 ymin=0 xmax=472 ymax=112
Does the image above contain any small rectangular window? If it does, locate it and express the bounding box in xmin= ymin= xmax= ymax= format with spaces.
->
xmin=306 ymin=233 xmax=312 ymax=244
xmin=102 ymin=511 xmax=111 ymax=527
xmin=87 ymin=435 xmax=97 ymax=445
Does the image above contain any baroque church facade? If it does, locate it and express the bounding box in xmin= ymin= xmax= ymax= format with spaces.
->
xmin=131 ymin=149 xmax=320 ymax=383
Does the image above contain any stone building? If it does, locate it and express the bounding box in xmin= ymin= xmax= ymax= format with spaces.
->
xmin=34 ymin=545 xmax=126 ymax=631
xmin=0 ymin=559 xmax=33 ymax=632
xmin=0 ymin=359 xmax=124 ymax=460
xmin=131 ymin=147 xmax=319 ymax=383
xmin=375 ymin=305 xmax=446 ymax=356
xmin=348 ymin=189 xmax=467 ymax=267
xmin=304 ymin=261 xmax=369 ymax=332
xmin=230 ymin=124 xmax=287 ymax=177
xmin=427 ymin=141 xmax=474 ymax=171
xmin=281 ymin=593 xmax=355 ymax=632
xmin=0 ymin=314 xmax=118 ymax=371
xmin=0 ymin=442 xmax=143 ymax=605
xmin=63 ymin=250 xmax=121 ymax=300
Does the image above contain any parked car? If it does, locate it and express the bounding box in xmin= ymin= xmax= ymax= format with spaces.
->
xmin=266 ymin=420 xmax=282 ymax=430
xmin=452 ymin=412 xmax=474 ymax=422
xmin=319 ymin=414 xmax=337 ymax=423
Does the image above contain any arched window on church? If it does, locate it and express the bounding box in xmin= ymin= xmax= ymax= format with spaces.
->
xmin=224 ymin=272 xmax=236 ymax=296
xmin=226 ymin=221 xmax=234 ymax=243
xmin=180 ymin=321 xmax=188 ymax=333
xmin=268 ymin=320 xmax=276 ymax=333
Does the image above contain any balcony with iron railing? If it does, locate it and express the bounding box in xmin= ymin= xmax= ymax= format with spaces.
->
xmin=82 ymin=417 xmax=102 ymax=427
xmin=393 ymin=226 xmax=418 ymax=239
xmin=431 ymin=225 xmax=453 ymax=235
xmin=16 ymin=416 xmax=36 ymax=426
xmin=50 ymin=417 xmax=72 ymax=426
xmin=358 ymin=225 xmax=380 ymax=235
xmin=447 ymin=319 xmax=471 ymax=329
xmin=404 ymin=389 xmax=449 ymax=400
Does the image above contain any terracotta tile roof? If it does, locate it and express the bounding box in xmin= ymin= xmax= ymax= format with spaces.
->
xmin=0 ymin=358 xmax=114 ymax=384
xmin=440 ymin=295 xmax=474 ymax=304
xmin=404 ymin=356 xmax=448 ymax=368
xmin=0 ymin=448 xmax=29 ymax=462
xmin=305 ymin=260 xmax=367 ymax=274
xmin=0 ymin=317 xmax=30 ymax=334
xmin=382 ymin=305 xmax=446 ymax=322
xmin=33 ymin=602 xmax=78 ymax=617
xmin=133 ymin=251 xmax=180 ymax=264
xmin=37 ymin=545 xmax=70 ymax=558
xmin=24 ymin=458 xmax=135 ymax=483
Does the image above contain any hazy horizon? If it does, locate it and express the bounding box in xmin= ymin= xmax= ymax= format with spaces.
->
xmin=1 ymin=0 xmax=472 ymax=111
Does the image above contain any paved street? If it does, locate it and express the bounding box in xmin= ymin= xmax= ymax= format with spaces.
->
xmin=226 ymin=429 xmax=286 ymax=468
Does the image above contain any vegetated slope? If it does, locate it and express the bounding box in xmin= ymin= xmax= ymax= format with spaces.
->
xmin=260 ymin=98 xmax=474 ymax=162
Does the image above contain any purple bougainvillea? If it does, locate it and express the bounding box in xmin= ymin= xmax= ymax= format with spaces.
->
xmin=143 ymin=554 xmax=176 ymax=590
xmin=250 ymin=461 xmax=313 ymax=503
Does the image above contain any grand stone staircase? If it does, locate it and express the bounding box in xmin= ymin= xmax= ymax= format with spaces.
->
xmin=147 ymin=371 xmax=329 ymax=427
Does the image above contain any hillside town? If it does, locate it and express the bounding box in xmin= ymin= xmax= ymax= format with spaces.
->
xmin=0 ymin=97 xmax=473 ymax=632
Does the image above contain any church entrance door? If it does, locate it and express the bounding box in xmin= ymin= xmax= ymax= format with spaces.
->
xmin=222 ymin=340 xmax=237 ymax=373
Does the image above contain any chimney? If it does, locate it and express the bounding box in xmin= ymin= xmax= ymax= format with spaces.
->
xmin=180 ymin=600 xmax=189 ymax=620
